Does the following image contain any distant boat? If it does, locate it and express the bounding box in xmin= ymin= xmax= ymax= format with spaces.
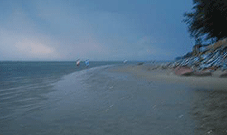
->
xmin=123 ymin=60 xmax=128 ymax=64
xmin=85 ymin=59 xmax=89 ymax=67
xmin=76 ymin=59 xmax=80 ymax=66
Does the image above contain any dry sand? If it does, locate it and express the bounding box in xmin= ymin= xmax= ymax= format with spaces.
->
xmin=110 ymin=64 xmax=227 ymax=91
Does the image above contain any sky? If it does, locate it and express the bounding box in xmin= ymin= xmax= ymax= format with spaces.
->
xmin=0 ymin=0 xmax=194 ymax=61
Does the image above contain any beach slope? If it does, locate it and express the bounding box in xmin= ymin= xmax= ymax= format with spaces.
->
xmin=110 ymin=64 xmax=227 ymax=91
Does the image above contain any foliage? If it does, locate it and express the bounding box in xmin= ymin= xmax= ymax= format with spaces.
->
xmin=184 ymin=0 xmax=227 ymax=43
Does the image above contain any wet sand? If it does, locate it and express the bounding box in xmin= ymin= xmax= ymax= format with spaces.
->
xmin=110 ymin=64 xmax=227 ymax=91
xmin=109 ymin=64 xmax=227 ymax=135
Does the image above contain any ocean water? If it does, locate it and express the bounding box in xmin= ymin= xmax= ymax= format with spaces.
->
xmin=0 ymin=61 xmax=120 ymax=134
xmin=1 ymin=61 xmax=227 ymax=135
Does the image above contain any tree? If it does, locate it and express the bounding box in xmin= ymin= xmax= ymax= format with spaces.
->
xmin=184 ymin=0 xmax=227 ymax=43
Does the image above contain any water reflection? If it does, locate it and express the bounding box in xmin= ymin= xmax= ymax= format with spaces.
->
xmin=190 ymin=89 xmax=227 ymax=135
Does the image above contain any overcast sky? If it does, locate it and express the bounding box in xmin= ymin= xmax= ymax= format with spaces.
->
xmin=0 ymin=0 xmax=194 ymax=61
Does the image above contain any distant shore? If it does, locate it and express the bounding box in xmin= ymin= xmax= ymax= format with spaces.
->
xmin=110 ymin=64 xmax=227 ymax=91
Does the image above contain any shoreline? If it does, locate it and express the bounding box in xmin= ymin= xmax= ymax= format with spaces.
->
xmin=109 ymin=64 xmax=227 ymax=91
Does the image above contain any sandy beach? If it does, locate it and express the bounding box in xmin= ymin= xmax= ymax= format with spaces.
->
xmin=110 ymin=64 xmax=227 ymax=91
xmin=109 ymin=64 xmax=227 ymax=134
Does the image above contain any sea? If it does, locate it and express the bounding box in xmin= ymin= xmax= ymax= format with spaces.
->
xmin=0 ymin=61 xmax=227 ymax=135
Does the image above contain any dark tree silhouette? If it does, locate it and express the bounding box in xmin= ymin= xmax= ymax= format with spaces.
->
xmin=184 ymin=0 xmax=227 ymax=43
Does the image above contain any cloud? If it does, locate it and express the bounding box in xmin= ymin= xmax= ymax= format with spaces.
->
xmin=0 ymin=5 xmax=62 ymax=60
xmin=15 ymin=38 xmax=55 ymax=57
xmin=0 ymin=0 xmax=192 ymax=61
xmin=0 ymin=27 xmax=59 ymax=60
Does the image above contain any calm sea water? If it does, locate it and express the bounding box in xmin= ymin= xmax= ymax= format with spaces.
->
xmin=0 ymin=61 xmax=120 ymax=133
xmin=1 ymin=61 xmax=227 ymax=135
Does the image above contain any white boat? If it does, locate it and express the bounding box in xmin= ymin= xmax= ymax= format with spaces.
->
xmin=76 ymin=59 xmax=80 ymax=66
